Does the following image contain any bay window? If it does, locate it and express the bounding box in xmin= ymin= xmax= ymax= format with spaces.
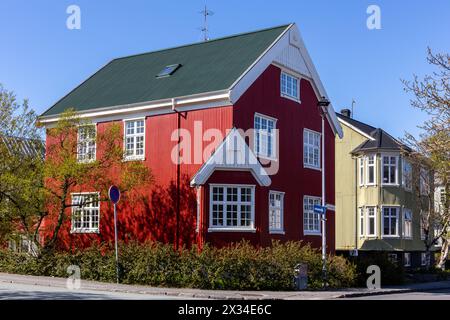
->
xmin=382 ymin=207 xmax=399 ymax=237
xmin=403 ymin=209 xmax=413 ymax=239
xmin=359 ymin=158 xmax=365 ymax=186
xmin=209 ymin=185 xmax=255 ymax=231
xmin=360 ymin=206 xmax=377 ymax=237
xmin=366 ymin=155 xmax=376 ymax=185
xmin=382 ymin=155 xmax=398 ymax=185
xmin=402 ymin=159 xmax=412 ymax=191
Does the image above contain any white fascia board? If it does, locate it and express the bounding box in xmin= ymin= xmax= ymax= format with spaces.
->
xmin=190 ymin=128 xmax=272 ymax=187
xmin=338 ymin=118 xmax=376 ymax=141
xmin=38 ymin=90 xmax=231 ymax=126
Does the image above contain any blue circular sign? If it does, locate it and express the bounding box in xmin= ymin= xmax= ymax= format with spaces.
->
xmin=108 ymin=185 xmax=121 ymax=204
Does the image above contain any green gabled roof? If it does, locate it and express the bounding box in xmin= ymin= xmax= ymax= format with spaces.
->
xmin=41 ymin=24 xmax=291 ymax=117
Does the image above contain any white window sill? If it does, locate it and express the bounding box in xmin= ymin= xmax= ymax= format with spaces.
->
xmin=71 ymin=229 xmax=100 ymax=234
xmin=269 ymin=230 xmax=285 ymax=235
xmin=77 ymin=158 xmax=96 ymax=164
xmin=361 ymin=235 xmax=378 ymax=239
xmin=304 ymin=231 xmax=322 ymax=236
xmin=123 ymin=156 xmax=145 ymax=162
xmin=303 ymin=164 xmax=321 ymax=171
xmin=381 ymin=183 xmax=400 ymax=187
xmin=281 ymin=94 xmax=301 ymax=103
xmin=381 ymin=235 xmax=400 ymax=239
xmin=208 ymin=228 xmax=256 ymax=233
xmin=256 ymin=154 xmax=278 ymax=162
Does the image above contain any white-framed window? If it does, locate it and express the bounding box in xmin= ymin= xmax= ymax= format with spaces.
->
xmin=303 ymin=129 xmax=321 ymax=169
xmin=402 ymin=158 xmax=412 ymax=191
xmin=77 ymin=125 xmax=96 ymax=162
xmin=359 ymin=157 xmax=365 ymax=186
xmin=382 ymin=155 xmax=398 ymax=185
xmin=124 ymin=119 xmax=145 ymax=160
xmin=366 ymin=155 xmax=376 ymax=185
xmin=269 ymin=191 xmax=284 ymax=233
xmin=403 ymin=208 xmax=413 ymax=239
xmin=359 ymin=207 xmax=365 ymax=237
xmin=209 ymin=185 xmax=255 ymax=231
xmin=360 ymin=206 xmax=377 ymax=237
xmin=382 ymin=207 xmax=399 ymax=237
xmin=280 ymin=72 xmax=300 ymax=101
xmin=404 ymin=253 xmax=411 ymax=267
xmin=254 ymin=113 xmax=277 ymax=159
xmin=420 ymin=168 xmax=430 ymax=195
xmin=303 ymin=196 xmax=322 ymax=235
xmin=71 ymin=193 xmax=100 ymax=233
xmin=421 ymin=252 xmax=428 ymax=266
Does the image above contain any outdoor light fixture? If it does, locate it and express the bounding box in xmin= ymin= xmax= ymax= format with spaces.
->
xmin=317 ymin=96 xmax=330 ymax=108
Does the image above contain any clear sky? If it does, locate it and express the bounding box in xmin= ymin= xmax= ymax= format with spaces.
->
xmin=1 ymin=0 xmax=449 ymax=139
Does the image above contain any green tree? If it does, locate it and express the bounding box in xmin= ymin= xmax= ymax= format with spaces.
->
xmin=403 ymin=48 xmax=450 ymax=269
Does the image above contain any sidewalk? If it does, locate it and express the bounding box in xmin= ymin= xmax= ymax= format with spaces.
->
xmin=1 ymin=272 xmax=449 ymax=300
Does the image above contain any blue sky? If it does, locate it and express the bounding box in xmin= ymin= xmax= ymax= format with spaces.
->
xmin=1 ymin=0 xmax=449 ymax=139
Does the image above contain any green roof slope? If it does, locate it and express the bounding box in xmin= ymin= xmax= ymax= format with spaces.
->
xmin=42 ymin=25 xmax=290 ymax=117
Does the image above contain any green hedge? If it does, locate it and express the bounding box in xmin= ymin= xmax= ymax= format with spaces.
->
xmin=0 ymin=241 xmax=357 ymax=290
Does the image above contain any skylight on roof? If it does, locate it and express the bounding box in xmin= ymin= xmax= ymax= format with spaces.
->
xmin=156 ymin=64 xmax=181 ymax=78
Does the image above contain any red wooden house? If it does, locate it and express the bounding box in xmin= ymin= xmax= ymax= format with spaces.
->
xmin=39 ymin=24 xmax=343 ymax=251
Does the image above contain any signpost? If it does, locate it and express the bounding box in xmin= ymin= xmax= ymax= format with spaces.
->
xmin=108 ymin=185 xmax=121 ymax=284
xmin=314 ymin=204 xmax=327 ymax=287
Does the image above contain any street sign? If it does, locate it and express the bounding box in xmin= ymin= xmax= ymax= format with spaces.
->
xmin=313 ymin=204 xmax=326 ymax=214
xmin=108 ymin=185 xmax=121 ymax=204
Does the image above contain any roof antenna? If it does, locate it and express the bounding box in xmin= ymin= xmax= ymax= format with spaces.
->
xmin=351 ymin=99 xmax=356 ymax=118
xmin=199 ymin=4 xmax=214 ymax=41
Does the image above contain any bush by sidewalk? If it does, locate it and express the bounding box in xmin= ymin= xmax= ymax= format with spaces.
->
xmin=0 ymin=240 xmax=357 ymax=290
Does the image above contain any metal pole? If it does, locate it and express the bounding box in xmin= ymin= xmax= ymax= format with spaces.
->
xmin=321 ymin=114 xmax=327 ymax=287
xmin=114 ymin=203 xmax=119 ymax=284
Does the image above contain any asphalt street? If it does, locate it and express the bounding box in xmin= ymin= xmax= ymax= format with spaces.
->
xmin=344 ymin=288 xmax=450 ymax=300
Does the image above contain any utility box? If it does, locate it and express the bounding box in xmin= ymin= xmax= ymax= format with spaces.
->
xmin=294 ymin=263 xmax=308 ymax=290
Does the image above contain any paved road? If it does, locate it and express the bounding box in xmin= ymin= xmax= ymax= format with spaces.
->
xmin=345 ymin=288 xmax=450 ymax=300
xmin=0 ymin=281 xmax=189 ymax=300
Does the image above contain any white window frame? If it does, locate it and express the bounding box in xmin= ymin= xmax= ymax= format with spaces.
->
xmin=71 ymin=192 xmax=100 ymax=234
xmin=381 ymin=155 xmax=399 ymax=186
xmin=420 ymin=168 xmax=430 ymax=195
xmin=303 ymin=129 xmax=321 ymax=170
xmin=254 ymin=113 xmax=277 ymax=160
xmin=359 ymin=157 xmax=365 ymax=187
xmin=280 ymin=71 xmax=300 ymax=102
xmin=402 ymin=158 xmax=413 ymax=191
xmin=208 ymin=184 xmax=256 ymax=232
xmin=382 ymin=206 xmax=400 ymax=238
xmin=123 ymin=118 xmax=145 ymax=161
xmin=269 ymin=191 xmax=285 ymax=234
xmin=420 ymin=218 xmax=427 ymax=240
xmin=421 ymin=253 xmax=428 ymax=266
xmin=77 ymin=125 xmax=97 ymax=163
xmin=403 ymin=208 xmax=413 ymax=239
xmin=404 ymin=253 xmax=411 ymax=267
xmin=366 ymin=154 xmax=376 ymax=186
xmin=303 ymin=195 xmax=322 ymax=236
xmin=359 ymin=207 xmax=365 ymax=237
xmin=366 ymin=206 xmax=377 ymax=237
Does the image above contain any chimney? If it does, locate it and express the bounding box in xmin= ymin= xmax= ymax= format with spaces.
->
xmin=340 ymin=109 xmax=351 ymax=118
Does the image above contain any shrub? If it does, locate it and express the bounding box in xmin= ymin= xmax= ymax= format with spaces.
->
xmin=0 ymin=240 xmax=357 ymax=291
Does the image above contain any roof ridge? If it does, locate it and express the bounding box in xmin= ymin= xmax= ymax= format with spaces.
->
xmin=113 ymin=24 xmax=292 ymax=62
xmin=336 ymin=113 xmax=377 ymax=131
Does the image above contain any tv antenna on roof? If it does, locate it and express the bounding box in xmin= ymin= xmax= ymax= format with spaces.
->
xmin=199 ymin=5 xmax=214 ymax=41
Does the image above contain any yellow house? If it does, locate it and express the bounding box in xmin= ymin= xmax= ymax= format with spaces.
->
xmin=335 ymin=109 xmax=434 ymax=268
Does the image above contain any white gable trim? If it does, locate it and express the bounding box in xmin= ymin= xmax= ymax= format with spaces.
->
xmin=190 ymin=128 xmax=272 ymax=187
xmin=229 ymin=24 xmax=343 ymax=138
xmin=338 ymin=117 xmax=376 ymax=141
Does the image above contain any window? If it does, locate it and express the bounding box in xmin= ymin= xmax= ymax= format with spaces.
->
xmin=359 ymin=158 xmax=365 ymax=186
xmin=209 ymin=185 xmax=255 ymax=230
xmin=124 ymin=119 xmax=145 ymax=160
xmin=403 ymin=209 xmax=413 ymax=239
xmin=303 ymin=196 xmax=322 ymax=235
xmin=269 ymin=191 xmax=284 ymax=233
xmin=254 ymin=114 xmax=276 ymax=159
xmin=420 ymin=168 xmax=429 ymax=195
xmin=382 ymin=155 xmax=398 ymax=185
xmin=366 ymin=155 xmax=376 ymax=185
xmin=421 ymin=253 xmax=428 ymax=266
xmin=440 ymin=188 xmax=446 ymax=205
xmin=71 ymin=193 xmax=100 ymax=233
xmin=280 ymin=72 xmax=300 ymax=101
xmin=77 ymin=125 xmax=96 ymax=162
xmin=360 ymin=206 xmax=376 ymax=237
xmin=366 ymin=207 xmax=376 ymax=236
xmin=404 ymin=253 xmax=411 ymax=267
xmin=156 ymin=64 xmax=181 ymax=78
xmin=303 ymin=129 xmax=321 ymax=169
xmin=402 ymin=159 xmax=412 ymax=191
xmin=388 ymin=253 xmax=398 ymax=264
xmin=420 ymin=218 xmax=426 ymax=240
xmin=359 ymin=207 xmax=365 ymax=236
xmin=382 ymin=207 xmax=399 ymax=237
